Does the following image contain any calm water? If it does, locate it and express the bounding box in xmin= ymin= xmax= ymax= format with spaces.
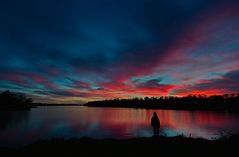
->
xmin=1 ymin=106 xmax=239 ymax=147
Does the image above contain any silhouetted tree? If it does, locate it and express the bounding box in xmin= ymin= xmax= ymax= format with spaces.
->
xmin=85 ymin=94 xmax=239 ymax=112
xmin=0 ymin=90 xmax=33 ymax=110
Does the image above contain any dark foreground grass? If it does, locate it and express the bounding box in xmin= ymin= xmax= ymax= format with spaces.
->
xmin=1 ymin=135 xmax=239 ymax=157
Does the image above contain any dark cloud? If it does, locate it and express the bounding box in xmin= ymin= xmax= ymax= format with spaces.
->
xmin=133 ymin=78 xmax=175 ymax=92
xmin=70 ymin=80 xmax=92 ymax=89
xmin=0 ymin=0 xmax=238 ymax=102
xmin=175 ymin=70 xmax=239 ymax=94
xmin=0 ymin=0 xmax=216 ymax=73
xmin=134 ymin=79 xmax=162 ymax=88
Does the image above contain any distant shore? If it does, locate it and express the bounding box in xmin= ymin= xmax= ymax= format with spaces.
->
xmin=1 ymin=135 xmax=238 ymax=157
xmin=84 ymin=95 xmax=239 ymax=112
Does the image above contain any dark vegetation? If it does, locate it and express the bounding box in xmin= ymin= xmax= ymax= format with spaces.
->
xmin=0 ymin=135 xmax=238 ymax=157
xmin=0 ymin=90 xmax=34 ymax=110
xmin=85 ymin=94 xmax=239 ymax=111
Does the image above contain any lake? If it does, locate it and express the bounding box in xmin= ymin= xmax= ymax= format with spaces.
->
xmin=1 ymin=106 xmax=239 ymax=147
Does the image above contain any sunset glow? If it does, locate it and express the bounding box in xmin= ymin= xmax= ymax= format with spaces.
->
xmin=0 ymin=0 xmax=238 ymax=103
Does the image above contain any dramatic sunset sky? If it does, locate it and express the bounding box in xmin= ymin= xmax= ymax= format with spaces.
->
xmin=0 ymin=0 xmax=239 ymax=103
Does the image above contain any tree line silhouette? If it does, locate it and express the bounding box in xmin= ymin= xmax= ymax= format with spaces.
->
xmin=85 ymin=94 xmax=239 ymax=111
xmin=0 ymin=90 xmax=33 ymax=110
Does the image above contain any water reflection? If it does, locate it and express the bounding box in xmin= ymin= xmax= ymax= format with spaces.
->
xmin=0 ymin=110 xmax=29 ymax=130
xmin=0 ymin=106 xmax=239 ymax=147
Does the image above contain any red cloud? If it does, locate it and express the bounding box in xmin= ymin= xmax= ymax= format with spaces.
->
xmin=64 ymin=4 xmax=239 ymax=101
xmin=0 ymin=73 xmax=27 ymax=85
xmin=28 ymin=73 xmax=59 ymax=90
xmin=172 ymin=69 xmax=239 ymax=96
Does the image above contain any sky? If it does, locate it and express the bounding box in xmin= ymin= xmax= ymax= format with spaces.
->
xmin=0 ymin=0 xmax=239 ymax=104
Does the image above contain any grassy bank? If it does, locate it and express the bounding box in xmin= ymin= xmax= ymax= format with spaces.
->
xmin=1 ymin=135 xmax=238 ymax=157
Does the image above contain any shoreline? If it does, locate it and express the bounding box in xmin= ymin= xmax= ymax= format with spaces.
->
xmin=1 ymin=135 xmax=238 ymax=157
xmin=84 ymin=95 xmax=239 ymax=112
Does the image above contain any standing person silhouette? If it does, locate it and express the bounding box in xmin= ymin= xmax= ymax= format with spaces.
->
xmin=151 ymin=112 xmax=160 ymax=136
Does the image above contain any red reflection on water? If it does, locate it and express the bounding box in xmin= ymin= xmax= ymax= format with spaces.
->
xmin=1 ymin=107 xmax=239 ymax=147
xmin=69 ymin=108 xmax=150 ymax=137
xmin=144 ymin=110 xmax=238 ymax=137
xmin=67 ymin=107 xmax=239 ymax=138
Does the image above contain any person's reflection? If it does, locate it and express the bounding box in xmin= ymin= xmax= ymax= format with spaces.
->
xmin=151 ymin=112 xmax=160 ymax=136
